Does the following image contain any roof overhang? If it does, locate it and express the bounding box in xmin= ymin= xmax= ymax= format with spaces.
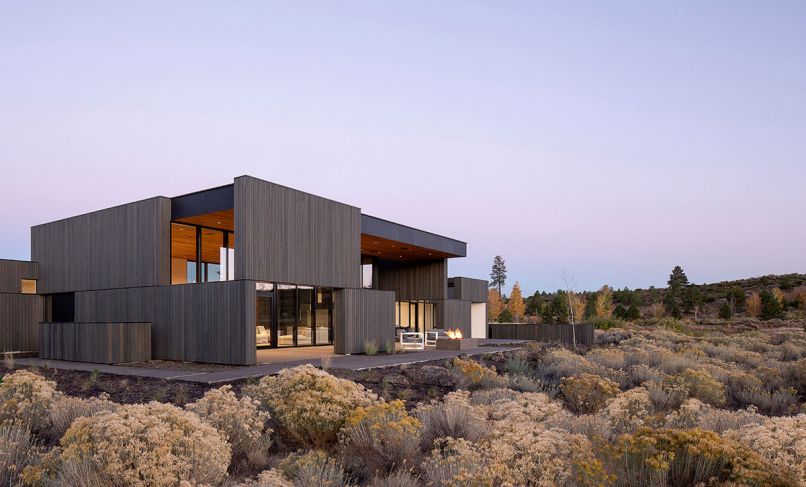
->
xmin=361 ymin=214 xmax=466 ymax=260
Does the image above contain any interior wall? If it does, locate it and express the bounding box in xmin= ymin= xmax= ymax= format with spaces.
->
xmin=471 ymin=302 xmax=487 ymax=338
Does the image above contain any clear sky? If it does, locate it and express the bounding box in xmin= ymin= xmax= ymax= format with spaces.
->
xmin=1 ymin=2 xmax=805 ymax=295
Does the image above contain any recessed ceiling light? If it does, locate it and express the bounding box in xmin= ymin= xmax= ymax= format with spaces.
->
xmin=398 ymin=255 xmax=403 ymax=258
xmin=216 ymin=221 xmax=222 ymax=224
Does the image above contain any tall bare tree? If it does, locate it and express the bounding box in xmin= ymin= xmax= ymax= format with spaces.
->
xmin=561 ymin=269 xmax=580 ymax=349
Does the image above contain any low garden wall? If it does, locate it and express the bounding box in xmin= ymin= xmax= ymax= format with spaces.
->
xmin=488 ymin=322 xmax=594 ymax=346
xmin=39 ymin=322 xmax=152 ymax=364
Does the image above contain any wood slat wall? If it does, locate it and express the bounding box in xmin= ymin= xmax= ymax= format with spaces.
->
xmin=75 ymin=280 xmax=255 ymax=365
xmin=234 ymin=176 xmax=362 ymax=289
xmin=435 ymin=299 xmax=471 ymax=336
xmin=39 ymin=322 xmax=151 ymax=364
xmin=31 ymin=197 xmax=172 ymax=294
xmin=0 ymin=260 xmax=39 ymax=294
xmin=448 ymin=277 xmax=488 ymax=303
xmin=0 ymin=294 xmax=42 ymax=352
xmin=488 ymin=323 xmax=595 ymax=346
xmin=333 ymin=288 xmax=395 ymax=354
xmin=376 ymin=258 xmax=447 ymax=301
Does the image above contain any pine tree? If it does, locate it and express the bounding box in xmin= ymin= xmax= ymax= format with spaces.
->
xmin=497 ymin=308 xmax=514 ymax=323
xmin=667 ymin=266 xmax=690 ymax=292
xmin=489 ymin=256 xmax=507 ymax=295
xmin=507 ymin=282 xmax=526 ymax=322
xmin=665 ymin=266 xmax=689 ymax=318
xmin=525 ymin=291 xmax=543 ymax=316
xmin=626 ymin=304 xmax=641 ymax=320
xmin=760 ymin=289 xmax=784 ymax=320
xmin=584 ymin=292 xmax=598 ymax=319
xmin=719 ymin=301 xmax=732 ymax=320
xmin=684 ymin=285 xmax=704 ymax=320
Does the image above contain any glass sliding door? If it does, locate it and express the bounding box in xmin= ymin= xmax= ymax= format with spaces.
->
xmin=316 ymin=288 xmax=333 ymax=345
xmin=256 ymin=288 xmax=273 ymax=348
xmin=297 ymin=286 xmax=314 ymax=345
xmin=277 ymin=284 xmax=296 ymax=347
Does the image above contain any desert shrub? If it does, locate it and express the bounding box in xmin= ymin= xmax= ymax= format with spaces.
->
xmin=0 ymin=370 xmax=60 ymax=433
xmin=586 ymin=348 xmax=626 ymax=370
xmin=414 ymin=391 xmax=488 ymax=448
xmin=276 ymin=450 xmax=349 ymax=487
xmin=539 ymin=349 xmax=598 ymax=384
xmin=627 ymin=364 xmax=664 ymax=387
xmin=449 ymin=357 xmax=499 ymax=389
xmin=669 ymin=368 xmax=726 ymax=407
xmin=585 ymin=315 xmax=626 ymax=330
xmin=186 ymin=385 xmax=272 ymax=462
xmin=505 ymin=374 xmax=543 ymax=392
xmin=504 ymin=352 xmax=532 ymax=376
xmin=339 ymin=400 xmax=421 ymax=476
xmin=654 ymin=351 xmax=697 ymax=375
xmin=727 ymin=415 xmax=806 ymax=484
xmin=482 ymin=391 xmax=569 ymax=428
xmin=665 ymin=399 xmax=765 ymax=433
xmin=367 ymin=469 xmax=419 ymax=487
xmin=231 ymin=468 xmax=293 ymax=487
xmin=788 ymin=358 xmax=806 ymax=395
xmin=0 ymin=424 xmax=40 ymax=486
xmin=469 ymin=387 xmax=520 ymax=405
xmin=645 ymin=380 xmax=688 ymax=411
xmin=604 ymin=427 xmax=790 ymax=487
xmin=364 ymin=341 xmax=379 ymax=356
xmin=421 ymin=437 xmax=498 ymax=486
xmin=59 ymin=401 xmax=231 ymax=487
xmin=47 ymin=393 xmax=118 ymax=441
xmin=560 ymin=374 xmax=620 ymax=414
xmin=730 ymin=386 xmax=799 ymax=416
xmin=594 ymin=328 xmax=632 ymax=346
xmin=42 ymin=455 xmax=104 ymax=487
xmin=243 ymin=364 xmax=378 ymax=448
xmin=601 ymin=387 xmax=655 ymax=435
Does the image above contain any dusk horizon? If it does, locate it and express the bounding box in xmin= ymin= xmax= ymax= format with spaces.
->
xmin=2 ymin=2 xmax=805 ymax=294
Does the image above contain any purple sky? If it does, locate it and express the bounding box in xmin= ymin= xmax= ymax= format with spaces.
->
xmin=1 ymin=2 xmax=805 ymax=295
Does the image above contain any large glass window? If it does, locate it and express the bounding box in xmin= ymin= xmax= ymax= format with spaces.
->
xmin=171 ymin=223 xmax=197 ymax=284
xmin=171 ymin=222 xmax=234 ymax=284
xmin=395 ymin=300 xmax=435 ymax=333
xmin=256 ymin=283 xmax=333 ymax=349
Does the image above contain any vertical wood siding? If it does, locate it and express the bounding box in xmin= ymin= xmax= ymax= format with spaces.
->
xmin=0 ymin=260 xmax=39 ymax=294
xmin=0 ymin=294 xmax=42 ymax=352
xmin=333 ymin=289 xmax=395 ymax=354
xmin=376 ymin=258 xmax=447 ymax=301
xmin=448 ymin=277 xmax=488 ymax=303
xmin=31 ymin=197 xmax=171 ymax=294
xmin=40 ymin=322 xmax=151 ymax=364
xmin=234 ymin=176 xmax=361 ymax=288
xmin=75 ymin=280 xmax=255 ymax=365
xmin=488 ymin=323 xmax=594 ymax=346
xmin=435 ymin=299 xmax=472 ymax=336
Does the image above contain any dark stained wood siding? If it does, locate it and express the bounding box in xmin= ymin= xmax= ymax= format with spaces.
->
xmin=75 ymin=280 xmax=255 ymax=365
xmin=40 ymin=322 xmax=151 ymax=364
xmin=435 ymin=299 xmax=471 ymax=336
xmin=0 ymin=294 xmax=42 ymax=352
xmin=376 ymin=258 xmax=447 ymax=301
xmin=234 ymin=176 xmax=361 ymax=289
xmin=31 ymin=197 xmax=171 ymax=294
xmin=448 ymin=277 xmax=488 ymax=303
xmin=333 ymin=289 xmax=395 ymax=355
xmin=488 ymin=323 xmax=594 ymax=346
xmin=0 ymin=260 xmax=39 ymax=294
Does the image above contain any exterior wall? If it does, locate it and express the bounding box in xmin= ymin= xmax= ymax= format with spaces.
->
xmin=31 ymin=197 xmax=172 ymax=294
xmin=448 ymin=277 xmax=488 ymax=303
xmin=470 ymin=302 xmax=487 ymax=338
xmin=0 ymin=260 xmax=38 ymax=293
xmin=40 ymin=322 xmax=151 ymax=364
xmin=435 ymin=299 xmax=471 ymax=336
xmin=0 ymin=294 xmax=41 ymax=352
xmin=333 ymin=288 xmax=395 ymax=354
xmin=234 ymin=176 xmax=361 ymax=289
xmin=75 ymin=280 xmax=255 ymax=365
xmin=376 ymin=258 xmax=447 ymax=301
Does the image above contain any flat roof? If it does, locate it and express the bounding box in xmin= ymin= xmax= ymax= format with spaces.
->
xmin=361 ymin=214 xmax=466 ymax=258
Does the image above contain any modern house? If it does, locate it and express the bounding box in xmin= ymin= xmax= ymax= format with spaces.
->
xmin=0 ymin=176 xmax=488 ymax=365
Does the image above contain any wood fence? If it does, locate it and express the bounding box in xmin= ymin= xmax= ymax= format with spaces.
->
xmin=488 ymin=323 xmax=594 ymax=346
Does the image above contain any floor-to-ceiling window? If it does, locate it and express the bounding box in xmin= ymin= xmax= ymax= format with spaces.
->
xmin=394 ymin=300 xmax=435 ymax=333
xmin=259 ymin=283 xmax=333 ymax=348
xmin=170 ymin=222 xmax=235 ymax=284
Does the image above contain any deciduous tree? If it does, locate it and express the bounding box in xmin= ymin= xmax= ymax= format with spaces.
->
xmin=487 ymin=289 xmax=504 ymax=321
xmin=746 ymin=292 xmax=762 ymax=318
xmin=594 ymin=285 xmax=613 ymax=318
xmin=507 ymin=282 xmax=526 ymax=322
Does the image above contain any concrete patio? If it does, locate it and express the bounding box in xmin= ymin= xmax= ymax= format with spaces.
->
xmin=15 ymin=339 xmax=526 ymax=384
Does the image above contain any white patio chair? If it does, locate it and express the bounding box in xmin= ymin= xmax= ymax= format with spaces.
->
xmin=399 ymin=331 xmax=425 ymax=350
xmin=425 ymin=330 xmax=441 ymax=346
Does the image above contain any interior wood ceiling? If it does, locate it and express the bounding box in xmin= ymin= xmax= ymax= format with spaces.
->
xmin=171 ymin=224 xmax=233 ymax=263
xmin=174 ymin=209 xmax=234 ymax=232
xmin=360 ymin=234 xmax=455 ymax=261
